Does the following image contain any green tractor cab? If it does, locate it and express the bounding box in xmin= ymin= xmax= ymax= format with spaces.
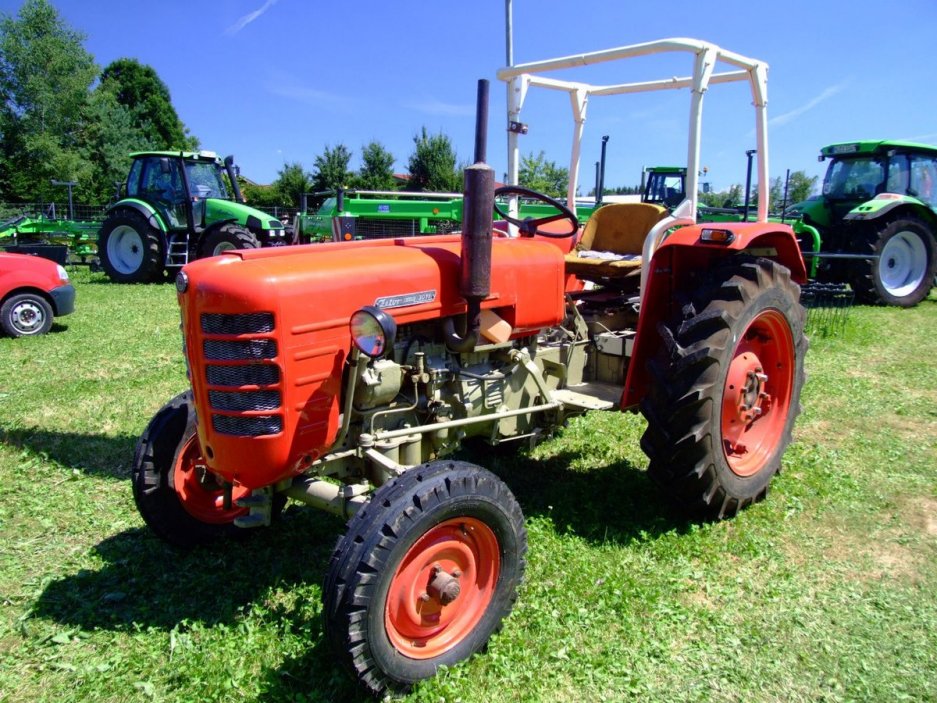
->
xmin=98 ymin=151 xmax=289 ymax=283
xmin=798 ymin=140 xmax=937 ymax=306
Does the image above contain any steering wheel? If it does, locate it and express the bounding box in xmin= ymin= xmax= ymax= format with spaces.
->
xmin=493 ymin=185 xmax=579 ymax=239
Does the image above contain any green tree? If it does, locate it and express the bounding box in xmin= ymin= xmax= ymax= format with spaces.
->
xmin=518 ymin=151 xmax=569 ymax=198
xmin=785 ymin=170 xmax=819 ymax=205
xmin=241 ymin=180 xmax=284 ymax=208
xmin=0 ymin=0 xmax=97 ymax=201
xmin=355 ymin=141 xmax=396 ymax=190
xmin=406 ymin=127 xmax=460 ymax=193
xmin=274 ymin=161 xmax=313 ymax=206
xmin=98 ymin=58 xmax=197 ymax=150
xmin=77 ymin=89 xmax=145 ymax=202
xmin=311 ymin=144 xmax=352 ymax=193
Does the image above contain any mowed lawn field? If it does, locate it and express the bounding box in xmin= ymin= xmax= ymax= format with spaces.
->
xmin=1 ymin=268 xmax=935 ymax=703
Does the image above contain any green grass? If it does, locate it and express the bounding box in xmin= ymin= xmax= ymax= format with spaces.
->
xmin=1 ymin=269 xmax=935 ymax=702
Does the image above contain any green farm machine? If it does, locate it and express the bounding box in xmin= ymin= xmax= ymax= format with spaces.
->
xmin=797 ymin=140 xmax=937 ymax=307
xmin=292 ymin=189 xmax=598 ymax=244
xmin=98 ymin=151 xmax=290 ymax=282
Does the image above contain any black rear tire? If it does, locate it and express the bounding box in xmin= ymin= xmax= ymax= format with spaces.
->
xmin=323 ymin=460 xmax=526 ymax=696
xmin=852 ymin=217 xmax=936 ymax=307
xmin=1 ymin=292 xmax=54 ymax=337
xmin=199 ymin=223 xmax=259 ymax=259
xmin=640 ymin=258 xmax=807 ymax=520
xmin=98 ymin=209 xmax=164 ymax=283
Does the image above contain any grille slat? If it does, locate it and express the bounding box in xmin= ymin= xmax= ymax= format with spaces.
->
xmin=212 ymin=414 xmax=283 ymax=437
xmin=210 ymin=390 xmax=281 ymax=412
xmin=204 ymin=339 xmax=277 ymax=361
xmin=205 ymin=364 xmax=280 ymax=387
xmin=201 ymin=312 xmax=274 ymax=335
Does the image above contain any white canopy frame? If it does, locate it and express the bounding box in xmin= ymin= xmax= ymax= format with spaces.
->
xmin=496 ymin=38 xmax=770 ymax=223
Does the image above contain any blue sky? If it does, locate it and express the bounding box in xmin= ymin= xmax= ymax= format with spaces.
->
xmin=5 ymin=0 xmax=937 ymax=194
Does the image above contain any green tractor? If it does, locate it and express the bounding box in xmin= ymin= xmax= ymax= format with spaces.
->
xmin=98 ymin=151 xmax=290 ymax=283
xmin=799 ymin=140 xmax=937 ymax=307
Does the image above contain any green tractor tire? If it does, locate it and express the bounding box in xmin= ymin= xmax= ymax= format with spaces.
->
xmin=98 ymin=210 xmax=163 ymax=283
xmin=853 ymin=217 xmax=937 ymax=307
xmin=199 ymin=224 xmax=259 ymax=259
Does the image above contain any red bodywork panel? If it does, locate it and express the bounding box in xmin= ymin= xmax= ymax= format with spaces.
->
xmin=621 ymin=221 xmax=806 ymax=409
xmin=180 ymin=234 xmax=566 ymax=489
xmin=0 ymin=252 xmax=65 ymax=299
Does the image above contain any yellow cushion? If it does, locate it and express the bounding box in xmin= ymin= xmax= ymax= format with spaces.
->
xmin=576 ymin=202 xmax=668 ymax=254
xmin=564 ymin=202 xmax=668 ymax=279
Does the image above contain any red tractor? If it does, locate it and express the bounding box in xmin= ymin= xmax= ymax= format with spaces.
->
xmin=132 ymin=39 xmax=807 ymax=695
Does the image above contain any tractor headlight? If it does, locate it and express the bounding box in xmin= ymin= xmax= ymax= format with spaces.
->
xmin=350 ymin=306 xmax=396 ymax=358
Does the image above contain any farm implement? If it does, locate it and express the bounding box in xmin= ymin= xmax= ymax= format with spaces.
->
xmin=132 ymin=38 xmax=807 ymax=696
xmin=293 ymin=188 xmax=598 ymax=243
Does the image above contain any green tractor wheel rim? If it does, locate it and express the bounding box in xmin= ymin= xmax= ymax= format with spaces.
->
xmin=108 ymin=225 xmax=146 ymax=275
xmin=880 ymin=230 xmax=927 ymax=297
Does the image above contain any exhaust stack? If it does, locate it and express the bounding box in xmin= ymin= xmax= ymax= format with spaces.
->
xmin=446 ymin=79 xmax=495 ymax=353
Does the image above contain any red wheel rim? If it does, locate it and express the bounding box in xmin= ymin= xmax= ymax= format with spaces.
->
xmin=385 ymin=517 xmax=500 ymax=659
xmin=721 ymin=309 xmax=795 ymax=477
xmin=172 ymin=435 xmax=249 ymax=524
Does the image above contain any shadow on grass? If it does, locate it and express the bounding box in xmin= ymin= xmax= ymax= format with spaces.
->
xmin=0 ymin=425 xmax=135 ymax=479
xmin=463 ymin=446 xmax=693 ymax=546
xmin=31 ymin=446 xmax=690 ymax=702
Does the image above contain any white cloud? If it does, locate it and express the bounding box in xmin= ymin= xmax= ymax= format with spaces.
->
xmin=770 ymin=82 xmax=848 ymax=127
xmin=266 ymin=78 xmax=351 ymax=111
xmin=225 ymin=0 xmax=279 ymax=36
xmin=404 ymin=98 xmax=474 ymax=117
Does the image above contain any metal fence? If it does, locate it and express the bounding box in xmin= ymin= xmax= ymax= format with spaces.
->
xmin=1 ymin=202 xmax=300 ymax=224
xmin=0 ymin=202 xmax=109 ymax=222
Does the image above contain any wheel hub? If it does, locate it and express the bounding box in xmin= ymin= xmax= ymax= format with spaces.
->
xmin=720 ymin=310 xmax=795 ymax=478
xmin=385 ymin=517 xmax=499 ymax=659
xmin=12 ymin=302 xmax=42 ymax=332
xmin=426 ymin=565 xmax=462 ymax=605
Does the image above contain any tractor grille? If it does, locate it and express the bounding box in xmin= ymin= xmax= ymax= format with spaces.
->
xmin=203 ymin=339 xmax=277 ymax=361
xmin=199 ymin=312 xmax=282 ymax=437
xmin=201 ymin=312 xmax=274 ymax=335
xmin=206 ymin=363 xmax=280 ymax=387
xmin=209 ymin=390 xmax=281 ymax=412
xmin=212 ymin=414 xmax=283 ymax=437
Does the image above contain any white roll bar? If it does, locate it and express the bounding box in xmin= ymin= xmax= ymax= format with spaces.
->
xmin=497 ymin=37 xmax=770 ymax=222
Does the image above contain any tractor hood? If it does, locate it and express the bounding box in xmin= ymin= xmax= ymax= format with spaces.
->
xmin=176 ymin=234 xmax=566 ymax=489
xmin=205 ymin=198 xmax=283 ymax=230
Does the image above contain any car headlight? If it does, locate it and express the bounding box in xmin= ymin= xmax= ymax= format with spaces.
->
xmin=350 ymin=306 xmax=396 ymax=358
xmin=56 ymin=264 xmax=69 ymax=282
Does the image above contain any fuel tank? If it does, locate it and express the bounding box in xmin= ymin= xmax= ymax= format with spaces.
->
xmin=177 ymin=234 xmax=565 ymax=488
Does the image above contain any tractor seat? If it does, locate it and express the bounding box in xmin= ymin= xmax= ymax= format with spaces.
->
xmin=565 ymin=202 xmax=669 ymax=279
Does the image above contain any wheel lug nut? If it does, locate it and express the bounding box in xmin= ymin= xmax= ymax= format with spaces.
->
xmin=419 ymin=592 xmax=430 ymax=602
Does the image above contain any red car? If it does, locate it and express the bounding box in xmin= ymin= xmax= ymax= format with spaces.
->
xmin=0 ymin=252 xmax=75 ymax=337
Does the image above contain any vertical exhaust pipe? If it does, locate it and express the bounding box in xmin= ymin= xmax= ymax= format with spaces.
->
xmin=597 ymin=135 xmax=609 ymax=206
xmin=446 ymin=79 xmax=495 ymax=353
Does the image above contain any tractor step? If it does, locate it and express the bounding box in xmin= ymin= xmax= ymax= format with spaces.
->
xmin=166 ymin=235 xmax=190 ymax=267
xmin=554 ymin=382 xmax=621 ymax=411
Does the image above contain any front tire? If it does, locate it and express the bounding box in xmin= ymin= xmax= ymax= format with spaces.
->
xmin=323 ymin=460 xmax=526 ymax=696
xmin=641 ymin=258 xmax=807 ymax=520
xmin=98 ymin=209 xmax=163 ymax=283
xmin=198 ymin=224 xmax=259 ymax=259
xmin=132 ymin=392 xmax=255 ymax=547
xmin=853 ymin=217 xmax=936 ymax=307
xmin=1 ymin=292 xmax=54 ymax=337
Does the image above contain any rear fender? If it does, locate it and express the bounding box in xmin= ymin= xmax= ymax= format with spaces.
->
xmin=621 ymin=222 xmax=806 ymax=409
xmin=843 ymin=195 xmax=937 ymax=229
xmin=108 ymin=199 xmax=167 ymax=233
